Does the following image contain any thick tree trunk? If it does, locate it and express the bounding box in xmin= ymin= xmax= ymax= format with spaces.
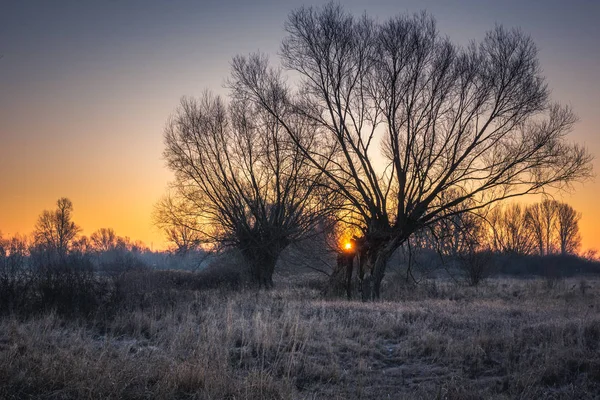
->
xmin=242 ymin=244 xmax=283 ymax=289
xmin=360 ymin=251 xmax=391 ymax=301
xmin=360 ymin=237 xmax=403 ymax=301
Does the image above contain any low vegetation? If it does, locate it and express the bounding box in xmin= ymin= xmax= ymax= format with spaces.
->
xmin=1 ymin=263 xmax=599 ymax=399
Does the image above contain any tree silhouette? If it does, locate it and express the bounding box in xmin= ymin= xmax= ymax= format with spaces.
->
xmin=525 ymin=199 xmax=560 ymax=256
xmin=162 ymin=93 xmax=335 ymax=287
xmin=90 ymin=228 xmax=118 ymax=253
xmin=556 ymin=202 xmax=581 ymax=255
xmin=489 ymin=203 xmax=535 ymax=255
xmin=230 ymin=4 xmax=592 ymax=298
xmin=33 ymin=198 xmax=81 ymax=260
xmin=488 ymin=199 xmax=582 ymax=257
xmin=154 ymin=194 xmax=203 ymax=255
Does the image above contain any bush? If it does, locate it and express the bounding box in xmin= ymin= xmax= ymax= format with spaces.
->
xmin=459 ymin=250 xmax=494 ymax=286
xmin=1 ymin=246 xmax=249 ymax=320
xmin=0 ymin=253 xmax=114 ymax=319
xmin=33 ymin=259 xmax=111 ymax=318
xmin=195 ymin=251 xmax=247 ymax=290
xmin=0 ymin=252 xmax=29 ymax=315
xmin=495 ymin=254 xmax=600 ymax=277
xmin=96 ymin=248 xmax=149 ymax=274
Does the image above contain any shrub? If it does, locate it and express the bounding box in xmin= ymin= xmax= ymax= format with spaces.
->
xmin=495 ymin=254 xmax=600 ymax=277
xmin=0 ymin=254 xmax=29 ymax=315
xmin=96 ymin=248 xmax=149 ymax=273
xmin=0 ymin=252 xmax=113 ymax=319
xmin=459 ymin=250 xmax=494 ymax=286
xmin=33 ymin=258 xmax=111 ymax=318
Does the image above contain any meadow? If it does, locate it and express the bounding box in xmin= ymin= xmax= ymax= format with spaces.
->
xmin=1 ymin=263 xmax=599 ymax=399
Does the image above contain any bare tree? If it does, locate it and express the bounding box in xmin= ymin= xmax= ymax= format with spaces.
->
xmin=33 ymin=198 xmax=81 ymax=259
xmin=72 ymin=235 xmax=92 ymax=254
xmin=525 ymin=199 xmax=559 ymax=256
xmin=541 ymin=199 xmax=559 ymax=255
xmin=0 ymin=232 xmax=28 ymax=272
xmin=115 ymin=237 xmax=148 ymax=254
xmin=0 ymin=232 xmax=6 ymax=261
xmin=162 ymin=93 xmax=334 ymax=288
xmin=421 ymin=202 xmax=494 ymax=285
xmin=154 ymin=194 xmax=204 ymax=255
xmin=502 ymin=199 xmax=582 ymax=256
xmin=434 ymin=210 xmax=485 ymax=258
xmin=556 ymin=202 xmax=581 ymax=255
xmin=524 ymin=202 xmax=545 ymax=256
xmin=90 ymin=228 xmax=118 ymax=253
xmin=489 ymin=203 xmax=534 ymax=255
xmin=230 ymin=4 xmax=592 ymax=299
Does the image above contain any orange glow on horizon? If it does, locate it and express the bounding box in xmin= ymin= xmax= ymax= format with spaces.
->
xmin=1 ymin=2 xmax=599 ymax=255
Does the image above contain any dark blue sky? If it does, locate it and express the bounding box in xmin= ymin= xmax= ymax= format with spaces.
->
xmin=1 ymin=0 xmax=599 ymax=248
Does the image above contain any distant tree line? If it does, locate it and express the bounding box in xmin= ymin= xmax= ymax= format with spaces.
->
xmin=0 ymin=198 xmax=217 ymax=318
xmin=1 ymin=197 xmax=153 ymax=272
xmin=488 ymin=199 xmax=581 ymax=256
xmin=411 ymin=198 xmax=582 ymax=257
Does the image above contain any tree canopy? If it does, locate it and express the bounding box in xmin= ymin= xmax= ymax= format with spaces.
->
xmin=161 ymin=93 xmax=335 ymax=287
xmin=228 ymin=3 xmax=592 ymax=298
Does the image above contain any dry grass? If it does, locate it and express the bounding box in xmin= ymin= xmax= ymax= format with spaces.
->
xmin=1 ymin=271 xmax=599 ymax=399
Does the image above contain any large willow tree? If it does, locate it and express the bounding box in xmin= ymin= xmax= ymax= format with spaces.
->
xmin=230 ymin=4 xmax=592 ymax=299
xmin=162 ymin=92 xmax=333 ymax=287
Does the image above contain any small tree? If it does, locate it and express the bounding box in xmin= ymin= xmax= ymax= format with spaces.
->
xmin=426 ymin=205 xmax=492 ymax=286
xmin=90 ymin=228 xmax=118 ymax=253
xmin=0 ymin=232 xmax=29 ymax=314
xmin=555 ymin=202 xmax=581 ymax=255
xmin=525 ymin=199 xmax=562 ymax=256
xmin=72 ymin=235 xmax=92 ymax=254
xmin=154 ymin=194 xmax=204 ymax=255
xmin=489 ymin=203 xmax=535 ymax=255
xmin=0 ymin=232 xmax=28 ymax=272
xmin=33 ymin=198 xmax=81 ymax=260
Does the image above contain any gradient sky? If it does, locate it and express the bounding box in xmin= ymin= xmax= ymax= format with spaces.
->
xmin=1 ymin=0 xmax=599 ymax=251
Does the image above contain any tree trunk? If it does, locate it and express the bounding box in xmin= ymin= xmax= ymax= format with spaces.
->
xmin=360 ymin=236 xmax=403 ymax=301
xmin=360 ymin=251 xmax=390 ymax=301
xmin=242 ymin=248 xmax=279 ymax=289
xmin=328 ymin=252 xmax=355 ymax=298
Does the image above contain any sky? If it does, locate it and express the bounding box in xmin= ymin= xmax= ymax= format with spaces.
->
xmin=1 ymin=0 xmax=599 ymax=251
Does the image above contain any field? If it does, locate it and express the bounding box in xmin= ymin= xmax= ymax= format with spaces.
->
xmin=1 ymin=268 xmax=599 ymax=399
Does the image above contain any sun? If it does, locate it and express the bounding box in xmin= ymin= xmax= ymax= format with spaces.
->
xmin=343 ymin=242 xmax=352 ymax=251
